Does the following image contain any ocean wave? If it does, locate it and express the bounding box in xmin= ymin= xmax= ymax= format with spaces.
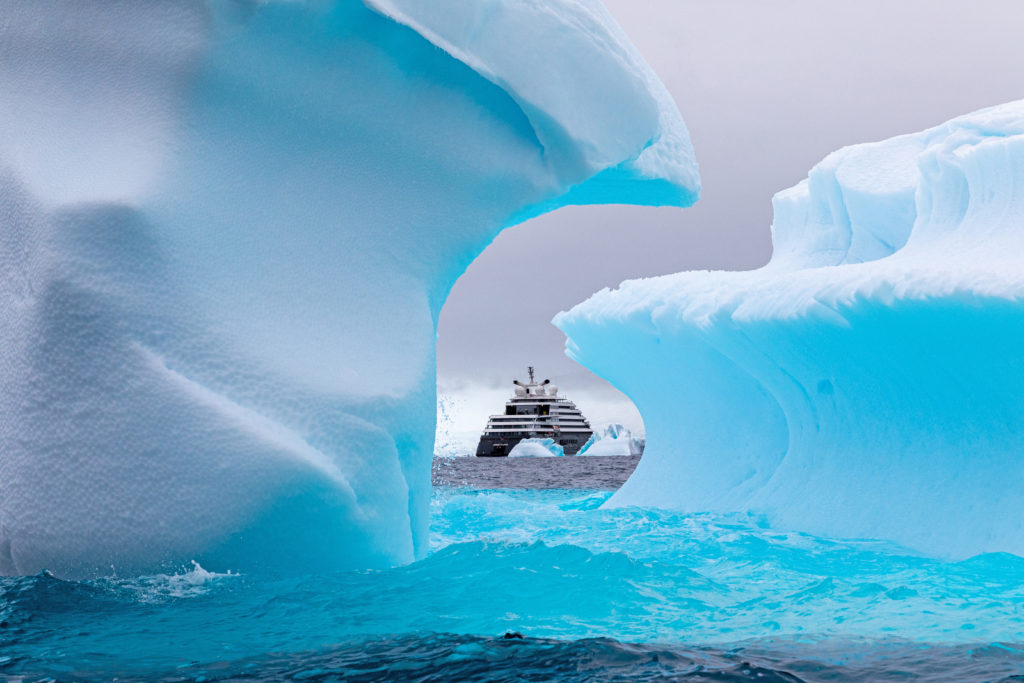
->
xmin=3 ymin=489 xmax=1024 ymax=679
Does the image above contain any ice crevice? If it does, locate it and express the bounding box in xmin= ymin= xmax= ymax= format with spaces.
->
xmin=556 ymin=100 xmax=1024 ymax=559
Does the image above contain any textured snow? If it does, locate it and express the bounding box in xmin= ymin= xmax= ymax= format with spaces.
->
xmin=578 ymin=423 xmax=644 ymax=456
xmin=0 ymin=0 xmax=698 ymax=577
xmin=509 ymin=438 xmax=567 ymax=458
xmin=556 ymin=100 xmax=1024 ymax=559
xmin=365 ymin=0 xmax=699 ymax=210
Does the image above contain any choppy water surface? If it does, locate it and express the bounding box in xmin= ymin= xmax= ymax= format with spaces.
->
xmin=432 ymin=454 xmax=641 ymax=489
xmin=3 ymin=458 xmax=1024 ymax=681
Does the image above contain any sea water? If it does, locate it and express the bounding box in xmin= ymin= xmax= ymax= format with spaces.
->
xmin=2 ymin=457 xmax=1024 ymax=681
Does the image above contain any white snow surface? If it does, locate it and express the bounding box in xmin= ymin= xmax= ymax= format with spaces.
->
xmin=556 ymin=100 xmax=1024 ymax=559
xmin=508 ymin=438 xmax=566 ymax=458
xmin=365 ymin=0 xmax=699 ymax=209
xmin=578 ymin=423 xmax=644 ymax=456
xmin=0 ymin=0 xmax=698 ymax=578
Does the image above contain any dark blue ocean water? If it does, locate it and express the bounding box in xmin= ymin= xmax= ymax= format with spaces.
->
xmin=2 ymin=457 xmax=1024 ymax=681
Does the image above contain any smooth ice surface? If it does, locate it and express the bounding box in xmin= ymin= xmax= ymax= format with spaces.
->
xmin=508 ymin=438 xmax=566 ymax=458
xmin=0 ymin=0 xmax=698 ymax=578
xmin=557 ymin=100 xmax=1024 ymax=559
xmin=578 ymin=423 xmax=644 ymax=456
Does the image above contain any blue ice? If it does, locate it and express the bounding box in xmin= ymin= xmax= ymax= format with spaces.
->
xmin=0 ymin=0 xmax=697 ymax=577
xmin=557 ymin=101 xmax=1024 ymax=559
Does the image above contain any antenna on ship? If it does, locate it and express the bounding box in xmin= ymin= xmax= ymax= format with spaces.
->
xmin=528 ymin=366 xmax=535 ymax=384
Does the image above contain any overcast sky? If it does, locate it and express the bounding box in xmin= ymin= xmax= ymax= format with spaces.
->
xmin=436 ymin=0 xmax=1024 ymax=449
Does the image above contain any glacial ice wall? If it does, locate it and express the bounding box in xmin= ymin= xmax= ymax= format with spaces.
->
xmin=557 ymin=101 xmax=1024 ymax=559
xmin=0 ymin=0 xmax=698 ymax=577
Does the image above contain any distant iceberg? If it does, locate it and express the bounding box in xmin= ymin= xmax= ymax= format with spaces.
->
xmin=509 ymin=438 xmax=566 ymax=458
xmin=0 ymin=1 xmax=698 ymax=577
xmin=578 ymin=424 xmax=645 ymax=456
xmin=557 ymin=101 xmax=1024 ymax=559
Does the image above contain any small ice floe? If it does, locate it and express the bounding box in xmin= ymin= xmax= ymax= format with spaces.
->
xmin=508 ymin=438 xmax=565 ymax=458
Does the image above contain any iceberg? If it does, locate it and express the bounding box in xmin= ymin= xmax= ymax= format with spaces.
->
xmin=578 ymin=424 xmax=644 ymax=456
xmin=509 ymin=438 xmax=566 ymax=458
xmin=0 ymin=1 xmax=698 ymax=577
xmin=556 ymin=101 xmax=1024 ymax=559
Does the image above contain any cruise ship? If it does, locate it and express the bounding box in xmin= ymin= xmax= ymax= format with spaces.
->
xmin=475 ymin=367 xmax=593 ymax=457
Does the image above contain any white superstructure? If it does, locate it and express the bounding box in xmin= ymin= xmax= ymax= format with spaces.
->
xmin=475 ymin=367 xmax=593 ymax=457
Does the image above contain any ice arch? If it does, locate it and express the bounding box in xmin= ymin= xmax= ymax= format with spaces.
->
xmin=0 ymin=0 xmax=698 ymax=577
xmin=556 ymin=101 xmax=1024 ymax=559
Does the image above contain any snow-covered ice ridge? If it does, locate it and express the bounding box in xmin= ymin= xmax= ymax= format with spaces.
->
xmin=0 ymin=0 xmax=697 ymax=578
xmin=579 ymin=424 xmax=644 ymax=456
xmin=557 ymin=100 xmax=1024 ymax=559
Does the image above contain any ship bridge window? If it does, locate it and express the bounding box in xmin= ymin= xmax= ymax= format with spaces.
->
xmin=505 ymin=405 xmax=515 ymax=415
xmin=538 ymin=405 xmax=550 ymax=416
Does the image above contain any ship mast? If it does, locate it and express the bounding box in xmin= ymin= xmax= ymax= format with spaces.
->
xmin=528 ymin=366 xmax=535 ymax=384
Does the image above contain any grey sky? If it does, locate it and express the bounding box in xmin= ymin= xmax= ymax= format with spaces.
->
xmin=437 ymin=0 xmax=1024 ymax=443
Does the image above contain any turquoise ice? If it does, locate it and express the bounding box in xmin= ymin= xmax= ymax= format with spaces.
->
xmin=557 ymin=101 xmax=1024 ymax=559
xmin=509 ymin=438 xmax=566 ymax=458
xmin=579 ymin=423 xmax=644 ymax=456
xmin=0 ymin=0 xmax=698 ymax=577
